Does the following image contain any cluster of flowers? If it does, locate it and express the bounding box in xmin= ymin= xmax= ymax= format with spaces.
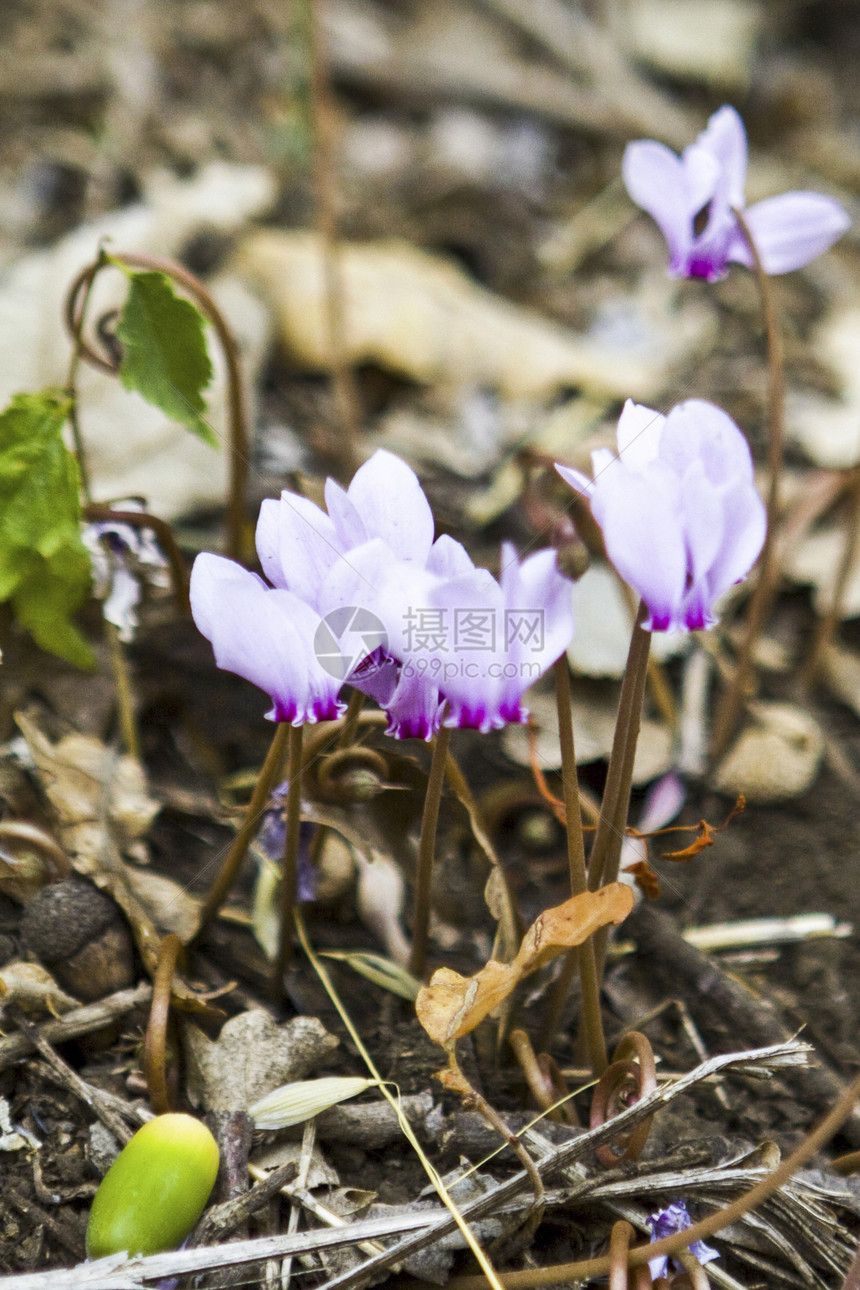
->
xmin=191 ymin=105 xmax=847 ymax=736
xmin=192 ymin=448 xmax=575 ymax=738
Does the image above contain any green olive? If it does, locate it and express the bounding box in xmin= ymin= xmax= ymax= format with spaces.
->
xmin=86 ymin=1113 xmax=219 ymax=1258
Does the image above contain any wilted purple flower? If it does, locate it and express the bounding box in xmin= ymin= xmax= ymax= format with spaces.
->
xmin=415 ymin=543 xmax=575 ymax=732
xmin=556 ymin=399 xmax=766 ymax=633
xmin=257 ymin=783 xmax=317 ymax=903
xmin=82 ymin=499 xmax=170 ymax=642
xmin=647 ymin=1200 xmax=719 ymax=1280
xmin=623 ymin=105 xmax=849 ymax=281
xmin=190 ymin=553 xmax=345 ymax=725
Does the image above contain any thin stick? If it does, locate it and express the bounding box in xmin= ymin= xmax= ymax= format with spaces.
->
xmin=408 ymin=721 xmax=454 ymax=980
xmin=194 ymin=722 xmax=291 ymax=940
xmin=442 ymin=1065 xmax=860 ymax=1288
xmin=538 ymin=659 xmax=607 ymax=1071
xmin=710 ymin=207 xmax=785 ymax=760
xmin=272 ymin=723 xmax=305 ymax=995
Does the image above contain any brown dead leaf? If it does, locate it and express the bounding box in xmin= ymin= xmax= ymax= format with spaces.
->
xmin=416 ymin=883 xmax=633 ymax=1046
xmin=14 ymin=713 xmax=171 ymax=978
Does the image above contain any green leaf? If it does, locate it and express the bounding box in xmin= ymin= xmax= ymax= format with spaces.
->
xmin=0 ymin=392 xmax=94 ymax=667
xmin=113 ymin=267 xmax=217 ymax=446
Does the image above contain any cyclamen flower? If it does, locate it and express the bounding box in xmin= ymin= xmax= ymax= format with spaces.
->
xmin=556 ymin=399 xmax=766 ymax=633
xmin=190 ymin=553 xmax=345 ymax=725
xmin=623 ymin=104 xmax=849 ymax=281
xmin=417 ymin=543 xmax=575 ymax=732
xmin=647 ymin=1200 xmax=719 ymax=1280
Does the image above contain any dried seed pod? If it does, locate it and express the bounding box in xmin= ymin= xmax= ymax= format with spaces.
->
xmin=21 ymin=878 xmax=135 ymax=1002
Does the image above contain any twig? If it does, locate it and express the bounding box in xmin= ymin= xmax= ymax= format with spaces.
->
xmin=0 ymin=983 xmax=152 ymax=1074
xmin=17 ymin=1020 xmax=141 ymax=1145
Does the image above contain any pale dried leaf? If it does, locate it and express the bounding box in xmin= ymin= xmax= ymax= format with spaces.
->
xmin=504 ymin=686 xmax=672 ymax=783
xmin=625 ymin=0 xmax=762 ymax=90
xmin=250 ymin=1077 xmax=379 ymax=1130
xmin=818 ymin=641 xmax=860 ymax=718
xmin=786 ymin=307 xmax=860 ymax=469
xmin=785 ymin=526 xmax=860 ymax=619
xmin=123 ymin=866 xmax=201 ymax=942
xmin=184 ymin=1010 xmax=339 ymax=1112
xmin=416 ymin=884 xmax=633 ymax=1046
xmin=0 ymin=960 xmax=79 ymax=1015
xmin=233 ymin=231 xmax=711 ymax=403
xmin=16 ymin=713 xmax=159 ymax=844
xmin=714 ymin=702 xmax=825 ymax=802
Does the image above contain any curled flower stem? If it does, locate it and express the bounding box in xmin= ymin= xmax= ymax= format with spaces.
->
xmin=608 ymin=1221 xmax=634 ymax=1290
xmin=509 ymin=1028 xmax=563 ymax=1122
xmin=272 ymin=724 xmax=305 ymax=997
xmin=64 ymin=250 xmax=103 ymax=503
xmin=590 ymin=1032 xmax=657 ymax=1168
xmin=537 ymin=659 xmax=607 ymax=1074
xmin=66 ymin=250 xmax=252 ymax=561
xmin=710 ymin=208 xmax=785 ymax=761
xmin=408 ymin=721 xmax=454 ymax=981
xmin=194 ymin=722 xmax=291 ymax=941
xmin=144 ymin=932 xmax=184 ymax=1114
xmin=442 ymin=1065 xmax=860 ymax=1289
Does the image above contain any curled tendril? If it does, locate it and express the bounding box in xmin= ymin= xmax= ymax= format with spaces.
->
xmin=144 ymin=933 xmax=185 ymax=1114
xmin=590 ymin=1030 xmax=657 ymax=1168
xmin=313 ymin=746 xmax=390 ymax=802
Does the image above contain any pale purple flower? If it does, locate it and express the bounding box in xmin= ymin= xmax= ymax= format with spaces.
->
xmin=190 ymin=553 xmax=345 ymax=725
xmin=556 ymin=399 xmax=766 ymax=633
xmin=623 ymin=105 xmax=849 ymax=281
xmin=647 ymin=1200 xmax=719 ymax=1280
xmin=255 ymin=449 xmax=435 ymax=612
xmin=418 ymin=543 xmax=575 ymax=732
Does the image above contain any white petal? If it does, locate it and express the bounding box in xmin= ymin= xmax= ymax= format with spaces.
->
xmin=735 ymin=192 xmax=850 ymax=274
xmin=256 ymin=499 xmax=288 ymax=588
xmin=346 ymin=450 xmax=434 ymax=563
xmin=616 ymin=399 xmax=665 ymax=469
xmin=622 ymin=140 xmax=693 ymax=273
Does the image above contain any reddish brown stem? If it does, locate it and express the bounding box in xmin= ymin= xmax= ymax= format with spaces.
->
xmin=144 ymin=933 xmax=184 ymax=1114
xmin=710 ymin=207 xmax=785 ymax=760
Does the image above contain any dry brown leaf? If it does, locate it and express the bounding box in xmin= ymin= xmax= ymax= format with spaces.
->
xmin=15 ymin=713 xmax=171 ymax=976
xmin=416 ymin=883 xmax=633 ymax=1046
xmin=233 ymin=231 xmax=710 ymax=403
